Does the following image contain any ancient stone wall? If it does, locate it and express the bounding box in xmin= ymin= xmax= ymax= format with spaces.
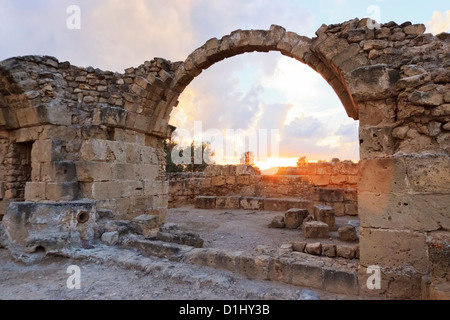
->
xmin=168 ymin=163 xmax=358 ymax=216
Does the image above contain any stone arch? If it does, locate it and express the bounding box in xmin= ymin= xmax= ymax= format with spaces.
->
xmin=162 ymin=24 xmax=360 ymax=124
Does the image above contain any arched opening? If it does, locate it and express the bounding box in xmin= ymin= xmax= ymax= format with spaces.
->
xmin=165 ymin=28 xmax=360 ymax=262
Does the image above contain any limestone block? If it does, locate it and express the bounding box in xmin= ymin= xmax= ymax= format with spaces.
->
xmin=236 ymin=165 xmax=258 ymax=175
xmin=359 ymin=192 xmax=450 ymax=232
xmin=216 ymin=196 xmax=240 ymax=209
xmin=359 ymin=228 xmax=428 ymax=273
xmin=31 ymin=140 xmax=54 ymax=163
xmin=240 ymin=197 xmax=264 ymax=210
xmin=263 ymin=198 xmax=287 ymax=212
xmin=344 ymin=203 xmax=358 ymax=216
xmin=284 ymin=208 xmax=309 ymax=229
xmin=237 ymin=253 xmax=270 ymax=281
xmin=291 ymin=241 xmax=306 ymax=252
xmin=24 ymin=182 xmax=46 ymax=201
xmin=45 ymin=182 xmax=79 ymax=201
xmin=426 ymin=231 xmax=450 ymax=283
xmin=236 ymin=175 xmax=250 ymax=185
xmin=195 ymin=196 xmax=216 ymax=209
xmin=101 ymin=231 xmax=119 ymax=246
xmin=405 ymin=155 xmax=450 ymax=194
xmin=132 ymin=214 xmax=160 ymax=237
xmin=346 ymin=64 xmax=399 ymax=101
xmin=303 ymin=221 xmax=329 ymax=239
xmin=268 ymin=216 xmax=285 ymax=229
xmin=40 ymin=161 xmax=77 ymax=182
xmin=211 ymin=176 xmax=226 ymax=186
xmin=291 ymin=262 xmax=323 ymax=289
xmin=323 ymin=268 xmax=359 ymax=295
xmin=285 ymin=199 xmax=311 ymax=211
xmin=268 ymin=257 xmax=294 ymax=284
xmin=76 ymin=162 xmax=112 ymax=182
xmin=156 ymin=230 xmax=203 ymax=248
xmin=409 ymin=91 xmax=444 ymax=106
xmin=2 ymin=201 xmax=96 ymax=258
xmin=322 ymin=244 xmax=336 ymax=257
xmin=359 ymin=126 xmax=395 ymax=158
xmin=305 ymin=242 xmax=322 ymax=255
xmin=311 ymin=175 xmax=330 ymax=186
xmin=336 ymin=245 xmax=356 ymax=259
xmin=318 ymin=188 xmax=344 ymax=202
xmin=339 ymin=225 xmax=358 ymax=242
xmin=91 ymin=182 xmax=122 ymax=199
xmin=313 ymin=205 xmax=335 ymax=230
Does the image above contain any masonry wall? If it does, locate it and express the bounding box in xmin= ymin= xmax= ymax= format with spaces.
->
xmin=168 ymin=162 xmax=359 ymax=216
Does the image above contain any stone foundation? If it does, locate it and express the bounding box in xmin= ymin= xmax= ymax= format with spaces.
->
xmin=169 ymin=163 xmax=358 ymax=216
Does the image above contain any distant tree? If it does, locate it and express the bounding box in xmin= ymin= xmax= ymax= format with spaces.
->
xmin=184 ymin=141 xmax=215 ymax=172
xmin=164 ymin=139 xmax=185 ymax=173
xmin=240 ymin=151 xmax=255 ymax=166
xmin=296 ymin=156 xmax=308 ymax=167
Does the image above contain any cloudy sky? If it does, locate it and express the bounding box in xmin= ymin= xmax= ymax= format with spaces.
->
xmin=1 ymin=0 xmax=449 ymax=168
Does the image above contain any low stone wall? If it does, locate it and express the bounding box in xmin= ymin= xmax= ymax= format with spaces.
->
xmin=168 ymin=163 xmax=358 ymax=216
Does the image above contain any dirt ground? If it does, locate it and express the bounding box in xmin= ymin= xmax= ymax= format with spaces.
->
xmin=166 ymin=206 xmax=359 ymax=252
xmin=0 ymin=206 xmax=360 ymax=301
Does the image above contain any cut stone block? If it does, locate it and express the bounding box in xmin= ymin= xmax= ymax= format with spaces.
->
xmin=313 ymin=205 xmax=336 ymax=231
xmin=268 ymin=216 xmax=285 ymax=228
xmin=339 ymin=225 xmax=358 ymax=242
xmin=322 ymin=244 xmax=337 ymax=257
xmin=195 ymin=196 xmax=216 ymax=209
xmin=156 ymin=230 xmax=204 ymax=248
xmin=336 ymin=245 xmax=356 ymax=259
xmin=132 ymin=214 xmax=159 ymax=237
xmin=291 ymin=241 xmax=306 ymax=252
xmin=285 ymin=208 xmax=309 ymax=229
xmin=263 ymin=198 xmax=287 ymax=211
xmin=303 ymin=221 xmax=329 ymax=239
xmin=305 ymin=242 xmax=322 ymax=255
xmin=216 ymin=196 xmax=240 ymax=209
xmin=240 ymin=197 xmax=264 ymax=210
xmin=101 ymin=231 xmax=119 ymax=246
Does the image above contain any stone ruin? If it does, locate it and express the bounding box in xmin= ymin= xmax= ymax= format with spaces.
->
xmin=0 ymin=18 xmax=449 ymax=299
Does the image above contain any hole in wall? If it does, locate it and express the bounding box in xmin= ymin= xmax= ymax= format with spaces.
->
xmin=77 ymin=211 xmax=90 ymax=224
xmin=34 ymin=245 xmax=46 ymax=254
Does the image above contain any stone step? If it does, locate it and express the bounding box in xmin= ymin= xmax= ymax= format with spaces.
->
xmin=119 ymin=234 xmax=360 ymax=296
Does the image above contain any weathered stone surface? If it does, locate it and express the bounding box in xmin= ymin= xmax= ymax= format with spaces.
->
xmin=359 ymin=192 xmax=450 ymax=232
xmin=313 ymin=205 xmax=336 ymax=231
xmin=323 ymin=268 xmax=359 ymax=295
xmin=339 ymin=225 xmax=358 ymax=242
xmin=291 ymin=241 xmax=306 ymax=252
xmin=291 ymin=261 xmax=323 ymax=288
xmin=360 ymin=228 xmax=428 ymax=273
xmin=195 ymin=196 xmax=216 ymax=209
xmin=2 ymin=201 xmax=96 ymax=259
xmin=131 ymin=214 xmax=160 ymax=237
xmin=303 ymin=221 xmax=329 ymax=239
xmin=336 ymin=245 xmax=356 ymax=259
xmin=101 ymin=231 xmax=119 ymax=246
xmin=346 ymin=65 xmax=400 ymax=101
xmin=268 ymin=216 xmax=285 ymax=229
xmin=156 ymin=230 xmax=204 ymax=248
xmin=322 ymin=244 xmax=336 ymax=257
xmin=305 ymin=242 xmax=322 ymax=255
xmin=240 ymin=197 xmax=264 ymax=210
xmin=284 ymin=208 xmax=309 ymax=229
